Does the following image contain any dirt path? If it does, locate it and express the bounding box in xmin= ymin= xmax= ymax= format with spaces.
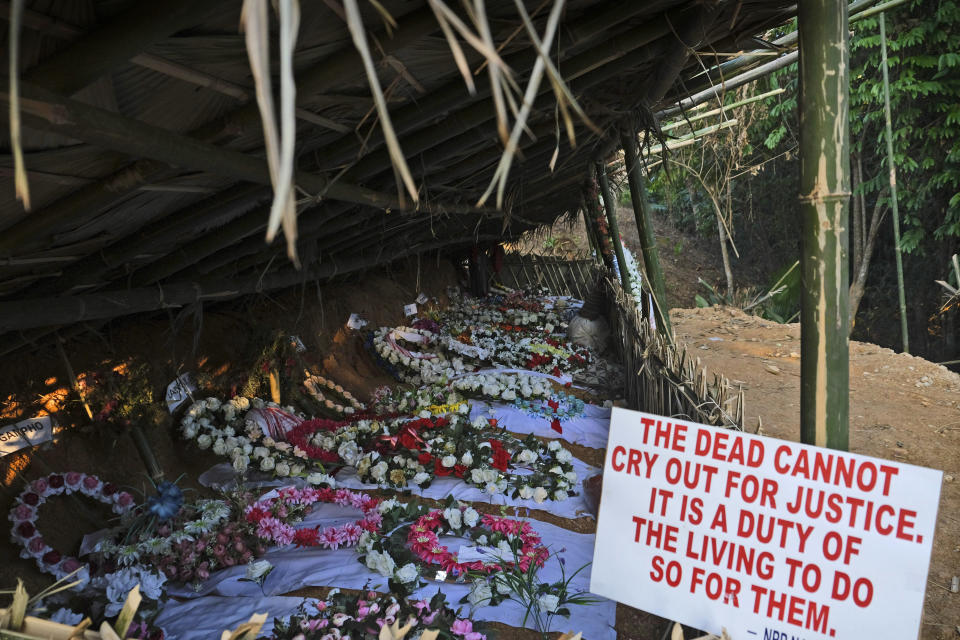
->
xmin=670 ymin=305 xmax=960 ymax=639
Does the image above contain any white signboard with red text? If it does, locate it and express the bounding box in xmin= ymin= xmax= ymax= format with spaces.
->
xmin=591 ymin=408 xmax=941 ymax=640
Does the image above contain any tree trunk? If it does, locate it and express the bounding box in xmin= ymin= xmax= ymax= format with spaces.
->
xmin=709 ymin=191 xmax=734 ymax=294
xmin=848 ymin=191 xmax=888 ymax=325
xmin=851 ymin=154 xmax=862 ymax=273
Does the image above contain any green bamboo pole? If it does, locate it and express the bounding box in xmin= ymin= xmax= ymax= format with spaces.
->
xmin=596 ymin=164 xmax=632 ymax=292
xmin=798 ymin=0 xmax=851 ymax=450
xmin=582 ymin=184 xmax=616 ymax=271
xmin=581 ymin=197 xmax=602 ymax=258
xmin=621 ymin=131 xmax=673 ymax=338
xmin=879 ymin=12 xmax=910 ymax=354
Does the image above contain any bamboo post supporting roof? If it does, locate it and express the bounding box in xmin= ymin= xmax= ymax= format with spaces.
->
xmin=0 ymin=0 xmax=800 ymax=337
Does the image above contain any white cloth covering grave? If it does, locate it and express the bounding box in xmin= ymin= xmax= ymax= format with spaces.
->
xmin=469 ymin=401 xmax=612 ymax=450
xmin=157 ymin=501 xmax=616 ymax=640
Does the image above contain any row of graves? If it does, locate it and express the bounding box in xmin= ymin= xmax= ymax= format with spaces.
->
xmin=5 ymin=287 xmax=624 ymax=640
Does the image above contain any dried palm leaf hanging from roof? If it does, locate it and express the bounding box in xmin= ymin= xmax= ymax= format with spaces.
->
xmin=238 ymin=0 xmax=603 ymax=264
xmin=241 ymin=0 xmax=301 ymax=265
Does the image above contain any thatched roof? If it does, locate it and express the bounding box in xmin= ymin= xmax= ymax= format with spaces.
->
xmin=0 ymin=0 xmax=797 ymax=344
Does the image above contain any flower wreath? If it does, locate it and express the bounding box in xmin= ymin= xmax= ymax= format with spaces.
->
xmin=95 ymin=498 xmax=264 ymax=586
xmin=180 ymin=396 xmax=324 ymax=480
xmin=371 ymin=327 xmax=472 ymax=385
xmin=358 ymin=500 xmax=548 ymax=601
xmin=293 ymin=412 xmax=579 ymax=502
xmin=303 ymin=373 xmax=366 ymax=417
xmin=284 ymin=418 xmax=348 ymax=464
xmin=407 ymin=509 xmax=548 ymax=575
xmin=513 ymin=391 xmax=586 ymax=434
xmin=9 ymin=472 xmax=135 ymax=579
xmin=245 ymin=486 xmax=382 ymax=550
xmin=447 ymin=371 xmax=554 ymax=403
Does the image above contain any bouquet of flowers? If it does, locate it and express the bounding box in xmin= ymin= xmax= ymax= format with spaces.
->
xmin=266 ymin=589 xmax=487 ymax=640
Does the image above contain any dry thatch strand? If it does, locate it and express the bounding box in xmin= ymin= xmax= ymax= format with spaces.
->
xmin=345 ymin=0 xmax=420 ymax=208
xmin=7 ymin=0 xmax=30 ymax=210
xmin=240 ymin=0 xmax=301 ymax=264
xmin=477 ymin=0 xmax=566 ymax=207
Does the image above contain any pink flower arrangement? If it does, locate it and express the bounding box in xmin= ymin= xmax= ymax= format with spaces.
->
xmin=8 ymin=472 xmax=134 ymax=580
xmin=245 ymin=487 xmax=381 ymax=550
xmin=405 ymin=509 xmax=548 ymax=575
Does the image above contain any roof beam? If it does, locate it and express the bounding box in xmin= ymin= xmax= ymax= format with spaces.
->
xmin=0 ymin=8 xmax=436 ymax=259
xmin=0 ymin=236 xmax=497 ymax=331
xmin=20 ymin=0 xmax=221 ymax=96
xmin=1 ymin=80 xmax=487 ymax=238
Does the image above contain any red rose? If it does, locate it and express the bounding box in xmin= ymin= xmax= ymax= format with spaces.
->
xmin=17 ymin=522 xmax=36 ymax=538
xmin=488 ymin=438 xmax=503 ymax=451
xmin=102 ymin=483 xmax=117 ymax=496
xmin=434 ymin=458 xmax=453 ymax=477
xmin=418 ymin=452 xmax=432 ymax=465
xmin=42 ymin=550 xmax=62 ymax=565
xmin=492 ymin=448 xmax=511 ymax=472
xmin=48 ymin=475 xmax=64 ymax=489
xmin=453 ymin=464 xmax=467 ymax=478
xmin=21 ymin=492 xmax=39 ymax=506
xmin=399 ymin=431 xmax=419 ymax=450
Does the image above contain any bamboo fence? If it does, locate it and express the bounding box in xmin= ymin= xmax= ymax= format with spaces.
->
xmin=502 ymin=253 xmax=743 ymax=428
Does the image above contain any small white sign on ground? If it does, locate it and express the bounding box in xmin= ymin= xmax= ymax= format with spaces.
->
xmin=591 ymin=408 xmax=941 ymax=640
xmin=0 ymin=415 xmax=54 ymax=457
xmin=347 ymin=313 xmax=368 ymax=330
xmin=165 ymin=373 xmax=198 ymax=413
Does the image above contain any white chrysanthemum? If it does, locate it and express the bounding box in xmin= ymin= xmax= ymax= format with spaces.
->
xmin=370 ymin=461 xmax=389 ymax=481
xmin=463 ymin=507 xmax=480 ymax=527
xmin=443 ymin=508 xmax=462 ymax=529
xmin=365 ymin=550 xmax=396 ymax=577
xmin=467 ymin=580 xmax=493 ymax=610
xmin=395 ymin=563 xmax=418 ymax=584
xmin=537 ymin=593 xmax=560 ymax=613
xmin=307 ymin=472 xmax=335 ymax=487
xmin=517 ymin=449 xmax=538 ymax=464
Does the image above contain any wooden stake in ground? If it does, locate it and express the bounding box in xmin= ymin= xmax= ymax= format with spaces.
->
xmin=798 ymin=0 xmax=850 ymax=450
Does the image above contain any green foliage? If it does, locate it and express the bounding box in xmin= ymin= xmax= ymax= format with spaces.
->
xmin=849 ymin=1 xmax=960 ymax=253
